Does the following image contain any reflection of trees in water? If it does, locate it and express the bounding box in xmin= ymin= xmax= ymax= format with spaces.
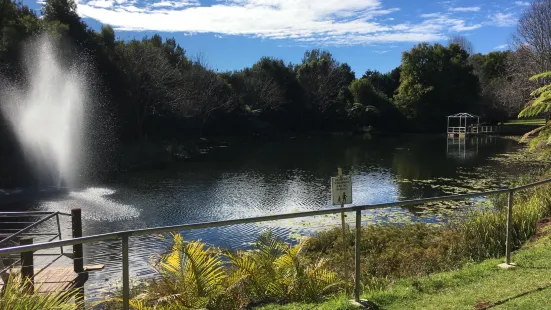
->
xmin=113 ymin=135 xmax=517 ymax=224
xmin=392 ymin=135 xmax=515 ymax=201
xmin=445 ymin=135 xmax=503 ymax=161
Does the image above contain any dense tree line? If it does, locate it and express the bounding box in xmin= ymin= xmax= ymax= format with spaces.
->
xmin=0 ymin=0 xmax=541 ymax=185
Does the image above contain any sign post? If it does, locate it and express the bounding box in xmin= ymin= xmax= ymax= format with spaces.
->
xmin=331 ymin=168 xmax=352 ymax=294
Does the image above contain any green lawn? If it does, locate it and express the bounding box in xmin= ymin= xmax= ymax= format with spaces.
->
xmin=503 ymin=118 xmax=546 ymax=126
xmin=259 ymin=225 xmax=551 ymax=310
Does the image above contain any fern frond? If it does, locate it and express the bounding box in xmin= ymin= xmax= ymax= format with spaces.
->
xmin=530 ymin=84 xmax=551 ymax=97
xmin=518 ymin=102 xmax=551 ymax=118
xmin=520 ymin=124 xmax=548 ymax=142
xmin=529 ymin=71 xmax=551 ymax=81
xmin=153 ymin=235 xmax=226 ymax=308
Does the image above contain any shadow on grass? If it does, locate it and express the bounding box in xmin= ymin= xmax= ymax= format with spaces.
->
xmin=475 ymin=282 xmax=551 ymax=309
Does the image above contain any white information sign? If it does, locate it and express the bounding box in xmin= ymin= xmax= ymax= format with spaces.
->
xmin=331 ymin=175 xmax=352 ymax=205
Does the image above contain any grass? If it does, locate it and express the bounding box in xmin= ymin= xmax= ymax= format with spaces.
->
xmin=260 ymin=222 xmax=551 ymax=310
xmin=503 ymin=118 xmax=546 ymax=126
xmin=257 ymin=295 xmax=358 ymax=310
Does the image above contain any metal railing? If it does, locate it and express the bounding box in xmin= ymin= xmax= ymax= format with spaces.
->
xmin=448 ymin=126 xmax=499 ymax=134
xmin=1 ymin=178 xmax=551 ymax=308
xmin=448 ymin=127 xmax=467 ymax=133
xmin=0 ymin=211 xmax=71 ymax=275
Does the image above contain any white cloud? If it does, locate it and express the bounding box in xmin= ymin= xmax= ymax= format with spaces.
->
xmin=420 ymin=13 xmax=442 ymax=18
xmin=448 ymin=6 xmax=481 ymax=12
xmin=374 ymin=50 xmax=390 ymax=54
xmin=494 ymin=44 xmax=508 ymax=50
xmin=514 ymin=1 xmax=530 ymax=6
xmin=86 ymin=0 xmax=114 ymax=8
xmin=417 ymin=13 xmax=482 ymax=33
xmin=490 ymin=12 xmax=517 ymax=27
xmin=73 ymin=0 xmax=486 ymax=45
xmin=151 ymin=0 xmax=198 ymax=8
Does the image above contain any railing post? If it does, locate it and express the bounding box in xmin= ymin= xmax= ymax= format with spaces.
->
xmin=71 ymin=209 xmax=83 ymax=273
xmin=122 ymin=234 xmax=130 ymax=310
xmin=506 ymin=190 xmax=514 ymax=265
xmin=20 ymin=237 xmax=34 ymax=294
xmin=55 ymin=213 xmax=63 ymax=255
xmin=354 ymin=210 xmax=361 ymax=302
xmin=341 ymin=207 xmax=348 ymax=295
xmin=71 ymin=209 xmax=86 ymax=309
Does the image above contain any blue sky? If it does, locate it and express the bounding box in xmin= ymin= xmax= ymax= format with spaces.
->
xmin=25 ymin=0 xmax=528 ymax=75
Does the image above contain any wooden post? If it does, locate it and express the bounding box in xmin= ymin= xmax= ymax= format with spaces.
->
xmin=71 ymin=209 xmax=84 ymax=273
xmin=71 ymin=209 xmax=86 ymax=308
xmin=20 ymin=237 xmax=34 ymax=294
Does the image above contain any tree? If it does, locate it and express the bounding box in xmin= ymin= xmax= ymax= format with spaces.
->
xmin=515 ymin=0 xmax=551 ymax=71
xmin=492 ymin=47 xmax=540 ymax=117
xmin=115 ymin=37 xmax=184 ymax=139
xmin=348 ymin=78 xmax=398 ymax=129
xmin=42 ymin=0 xmax=88 ymax=44
xmin=296 ymin=49 xmax=355 ymax=129
xmin=176 ymin=61 xmax=234 ymax=125
xmin=361 ymin=68 xmax=400 ymax=98
xmin=395 ymin=42 xmax=480 ymax=131
xmin=448 ymin=35 xmax=474 ymax=55
xmin=468 ymin=51 xmax=512 ymax=121
xmin=99 ymin=25 xmax=115 ymax=48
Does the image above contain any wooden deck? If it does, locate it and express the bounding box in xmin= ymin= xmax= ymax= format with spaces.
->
xmin=32 ymin=248 xmax=82 ymax=294
xmin=1 ymin=247 xmax=86 ymax=294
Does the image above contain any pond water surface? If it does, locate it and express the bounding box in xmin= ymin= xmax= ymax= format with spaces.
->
xmin=2 ymin=134 xmax=528 ymax=298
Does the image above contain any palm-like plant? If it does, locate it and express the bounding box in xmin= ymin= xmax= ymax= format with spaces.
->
xmin=225 ymin=231 xmax=282 ymax=304
xmin=145 ymin=231 xmax=340 ymax=309
xmin=519 ymin=71 xmax=551 ymax=145
xmin=273 ymin=243 xmax=339 ymax=302
xmin=226 ymin=231 xmax=340 ymax=305
xmin=520 ymin=72 xmax=551 ymax=119
xmin=153 ymin=234 xmax=226 ymax=309
xmin=0 ymin=273 xmax=81 ymax=310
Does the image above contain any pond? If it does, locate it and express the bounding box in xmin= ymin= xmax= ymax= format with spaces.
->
xmin=1 ymin=134 xmax=529 ymax=298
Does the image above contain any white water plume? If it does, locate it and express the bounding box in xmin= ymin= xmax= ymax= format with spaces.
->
xmin=41 ymin=187 xmax=139 ymax=221
xmin=1 ymin=36 xmax=85 ymax=188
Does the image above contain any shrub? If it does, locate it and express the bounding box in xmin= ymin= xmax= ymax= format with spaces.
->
xmin=302 ymin=178 xmax=551 ymax=293
xmin=129 ymin=231 xmax=340 ymax=309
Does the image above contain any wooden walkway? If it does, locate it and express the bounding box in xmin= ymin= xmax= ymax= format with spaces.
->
xmin=32 ymin=248 xmax=81 ymax=294
xmin=1 ymin=247 xmax=85 ymax=294
xmin=0 ymin=210 xmax=90 ymax=295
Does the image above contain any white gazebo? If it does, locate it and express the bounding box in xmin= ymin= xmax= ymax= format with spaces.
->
xmin=447 ymin=113 xmax=480 ymax=136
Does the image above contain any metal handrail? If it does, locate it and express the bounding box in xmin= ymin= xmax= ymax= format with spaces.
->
xmin=0 ymin=211 xmax=72 ymax=216
xmin=0 ymin=212 xmax=60 ymax=245
xmin=0 ymin=177 xmax=550 ymax=308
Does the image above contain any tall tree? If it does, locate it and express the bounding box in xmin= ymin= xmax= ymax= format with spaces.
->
xmin=448 ymin=35 xmax=474 ymax=55
xmin=515 ymin=0 xmax=551 ymax=71
xmin=395 ymin=42 xmax=480 ymax=131
xmin=361 ymin=68 xmax=400 ymax=98
xmin=296 ymin=49 xmax=355 ymax=129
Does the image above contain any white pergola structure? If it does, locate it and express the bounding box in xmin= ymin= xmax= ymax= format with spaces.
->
xmin=447 ymin=113 xmax=480 ymax=134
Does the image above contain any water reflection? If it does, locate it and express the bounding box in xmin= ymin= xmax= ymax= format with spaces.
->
xmin=446 ymin=135 xmax=500 ymax=161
